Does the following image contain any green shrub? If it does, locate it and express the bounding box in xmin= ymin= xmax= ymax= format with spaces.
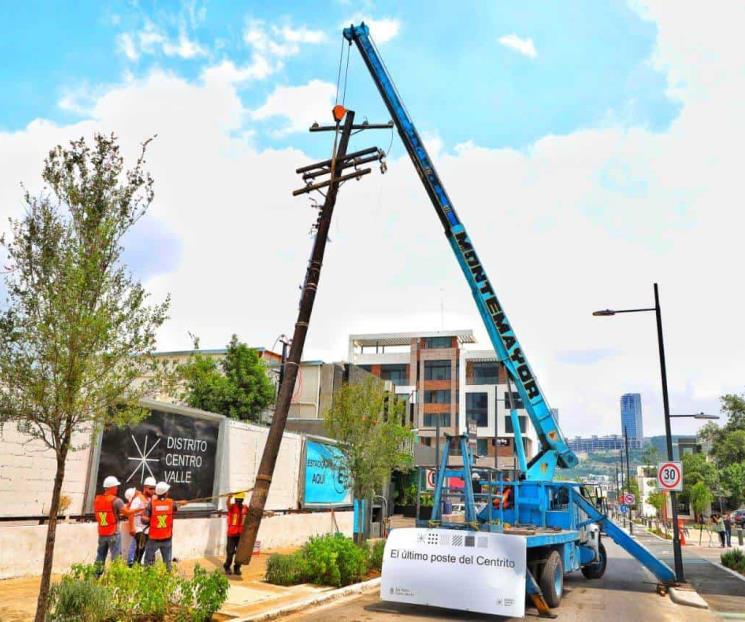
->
xmin=722 ymin=548 xmax=745 ymax=576
xmin=265 ymin=534 xmax=374 ymax=588
xmin=48 ymin=576 xmax=111 ymax=622
xmin=368 ymin=540 xmax=386 ymax=573
xmin=47 ymin=559 xmax=229 ymax=622
xmin=265 ymin=552 xmax=308 ymax=586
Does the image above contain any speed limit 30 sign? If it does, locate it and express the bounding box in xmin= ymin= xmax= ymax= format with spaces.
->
xmin=657 ymin=461 xmax=683 ymax=491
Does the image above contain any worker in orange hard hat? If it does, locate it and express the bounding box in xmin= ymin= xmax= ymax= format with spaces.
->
xmin=224 ymin=492 xmax=248 ymax=576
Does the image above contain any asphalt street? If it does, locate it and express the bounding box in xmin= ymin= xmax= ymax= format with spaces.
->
xmin=284 ymin=536 xmax=717 ymax=622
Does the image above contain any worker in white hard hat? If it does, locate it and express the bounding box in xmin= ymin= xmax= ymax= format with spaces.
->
xmin=124 ymin=485 xmax=148 ymax=566
xmin=94 ymin=475 xmax=134 ymax=575
xmin=142 ymin=481 xmax=188 ymax=570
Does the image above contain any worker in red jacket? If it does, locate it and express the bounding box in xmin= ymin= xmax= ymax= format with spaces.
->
xmin=93 ymin=475 xmax=142 ymax=575
xmin=142 ymin=481 xmax=188 ymax=571
xmin=224 ymin=492 xmax=248 ymax=576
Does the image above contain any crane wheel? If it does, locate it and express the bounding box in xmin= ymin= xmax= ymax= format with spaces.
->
xmin=539 ymin=550 xmax=564 ymax=608
xmin=581 ymin=542 xmax=607 ymax=579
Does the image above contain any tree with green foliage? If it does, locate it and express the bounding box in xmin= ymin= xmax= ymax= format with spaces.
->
xmin=720 ymin=462 xmax=745 ymax=509
xmin=0 ymin=134 xmax=171 ymax=622
xmin=689 ymin=481 xmax=714 ymax=523
xmin=712 ymin=429 xmax=745 ymax=467
xmin=179 ymin=335 xmax=275 ymax=422
xmin=721 ymin=393 xmax=745 ymax=431
xmin=682 ymin=452 xmax=720 ymax=497
xmin=646 ymin=490 xmax=666 ymax=519
xmin=323 ymin=377 xmax=413 ymax=541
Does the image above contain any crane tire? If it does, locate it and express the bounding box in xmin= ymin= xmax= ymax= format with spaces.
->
xmin=539 ymin=550 xmax=564 ymax=608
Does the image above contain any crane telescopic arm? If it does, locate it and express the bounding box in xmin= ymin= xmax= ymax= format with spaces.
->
xmin=343 ymin=23 xmax=577 ymax=479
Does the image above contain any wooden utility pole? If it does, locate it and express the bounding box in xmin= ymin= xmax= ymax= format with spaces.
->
xmin=236 ymin=108 xmax=386 ymax=564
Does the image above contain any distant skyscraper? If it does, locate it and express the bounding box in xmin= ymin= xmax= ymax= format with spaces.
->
xmin=620 ymin=393 xmax=643 ymax=449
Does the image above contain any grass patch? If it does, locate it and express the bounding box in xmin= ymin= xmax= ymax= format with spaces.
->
xmin=722 ymin=549 xmax=745 ymax=576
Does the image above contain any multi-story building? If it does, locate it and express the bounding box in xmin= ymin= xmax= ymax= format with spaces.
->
xmin=567 ymin=435 xmax=624 ymax=453
xmin=347 ymin=330 xmax=538 ymax=468
xmin=620 ymin=393 xmax=644 ymax=449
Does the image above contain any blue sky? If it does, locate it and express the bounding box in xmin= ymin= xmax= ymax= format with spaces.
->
xmin=2 ymin=2 xmax=742 ymax=438
xmin=1 ymin=1 xmax=678 ymax=153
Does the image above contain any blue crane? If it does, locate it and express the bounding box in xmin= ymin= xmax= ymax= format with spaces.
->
xmin=341 ymin=22 xmax=677 ymax=616
xmin=343 ymin=23 xmax=575 ymax=482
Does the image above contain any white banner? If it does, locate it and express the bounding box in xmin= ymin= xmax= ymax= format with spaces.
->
xmin=381 ymin=528 xmax=526 ymax=617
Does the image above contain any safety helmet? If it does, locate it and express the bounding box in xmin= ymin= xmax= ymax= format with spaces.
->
xmin=155 ymin=481 xmax=170 ymax=496
xmin=124 ymin=487 xmax=136 ymax=502
xmin=144 ymin=476 xmax=157 ymax=487
xmin=103 ymin=475 xmax=121 ymax=489
xmin=234 ymin=492 xmax=246 ymax=500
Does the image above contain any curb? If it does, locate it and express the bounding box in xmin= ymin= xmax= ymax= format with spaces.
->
xmin=230 ymin=577 xmax=381 ymax=621
xmin=669 ymin=585 xmax=709 ymax=609
xmin=715 ymin=562 xmax=745 ymax=584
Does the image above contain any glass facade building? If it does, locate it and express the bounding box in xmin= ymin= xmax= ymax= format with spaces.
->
xmin=620 ymin=393 xmax=644 ymax=449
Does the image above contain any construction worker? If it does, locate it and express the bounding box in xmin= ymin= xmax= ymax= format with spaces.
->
xmin=93 ymin=475 xmax=126 ymax=575
xmin=224 ymin=492 xmax=248 ymax=576
xmin=142 ymin=481 xmax=188 ymax=570
xmin=124 ymin=485 xmax=148 ymax=566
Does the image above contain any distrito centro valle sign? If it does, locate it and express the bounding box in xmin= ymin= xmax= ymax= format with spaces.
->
xmin=381 ymin=528 xmax=526 ymax=617
xmin=95 ymin=405 xmax=221 ymax=504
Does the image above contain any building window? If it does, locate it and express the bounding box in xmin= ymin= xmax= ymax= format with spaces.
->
xmin=466 ymin=392 xmax=489 ymax=427
xmin=424 ymin=389 xmax=451 ymax=404
xmin=424 ymin=360 xmax=451 ymax=380
xmin=504 ymin=391 xmax=524 ymax=410
xmin=505 ymin=415 xmax=528 ymax=434
xmin=471 ymin=362 xmax=499 ymax=385
xmin=380 ymin=364 xmax=409 ymax=385
xmin=477 ymin=438 xmax=489 ymax=456
xmin=423 ymin=413 xmax=451 ymax=427
xmin=423 ymin=336 xmax=452 ymax=349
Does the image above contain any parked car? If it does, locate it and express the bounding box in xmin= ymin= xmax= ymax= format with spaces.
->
xmin=733 ymin=509 xmax=745 ymax=527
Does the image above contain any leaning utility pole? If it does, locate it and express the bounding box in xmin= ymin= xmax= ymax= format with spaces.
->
xmin=236 ymin=107 xmax=387 ymax=564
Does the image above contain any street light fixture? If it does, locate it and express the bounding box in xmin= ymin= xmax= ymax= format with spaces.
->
xmin=593 ymin=282 xmax=685 ymax=583
xmin=669 ymin=412 xmax=719 ymax=420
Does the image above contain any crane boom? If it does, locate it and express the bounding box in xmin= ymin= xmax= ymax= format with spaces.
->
xmin=343 ymin=23 xmax=577 ymax=478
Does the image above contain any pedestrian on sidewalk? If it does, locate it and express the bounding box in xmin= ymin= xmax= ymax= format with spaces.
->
xmin=712 ymin=513 xmax=726 ymax=548
xmin=142 ymin=481 xmax=188 ymax=571
xmin=724 ymin=512 xmax=733 ymax=548
xmin=224 ymin=492 xmax=248 ymax=577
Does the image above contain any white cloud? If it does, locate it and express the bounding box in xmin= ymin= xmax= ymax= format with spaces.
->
xmin=251 ymin=80 xmax=336 ymax=134
xmin=117 ymin=32 xmax=139 ymax=61
xmin=116 ymin=21 xmax=206 ymax=61
xmin=201 ymin=58 xmax=273 ymax=85
xmin=498 ymin=33 xmax=537 ymax=58
xmin=344 ymin=16 xmax=400 ymax=44
xmin=5 ymin=3 xmax=745 ymax=442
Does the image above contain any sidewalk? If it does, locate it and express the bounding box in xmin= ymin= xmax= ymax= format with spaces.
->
xmin=0 ymin=549 xmax=339 ymax=622
xmin=632 ymin=525 xmax=745 ymax=618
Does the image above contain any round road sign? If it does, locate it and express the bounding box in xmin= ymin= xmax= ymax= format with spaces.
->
xmin=657 ymin=461 xmax=683 ymax=491
xmin=620 ymin=504 xmax=629 ymax=513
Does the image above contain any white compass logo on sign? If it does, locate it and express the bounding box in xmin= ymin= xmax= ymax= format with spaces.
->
xmin=126 ymin=434 xmax=161 ymax=483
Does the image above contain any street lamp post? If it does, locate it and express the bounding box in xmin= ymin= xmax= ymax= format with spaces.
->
xmin=624 ymin=426 xmax=633 ymax=535
xmin=593 ymin=282 xmax=684 ymax=582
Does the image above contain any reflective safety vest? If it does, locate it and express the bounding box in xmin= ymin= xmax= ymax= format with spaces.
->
xmin=227 ymin=503 xmax=248 ymax=537
xmin=148 ymin=498 xmax=174 ymax=540
xmin=94 ymin=494 xmax=118 ymax=537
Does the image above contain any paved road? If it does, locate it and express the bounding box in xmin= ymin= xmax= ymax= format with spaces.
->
xmin=285 ymin=537 xmax=716 ymax=622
